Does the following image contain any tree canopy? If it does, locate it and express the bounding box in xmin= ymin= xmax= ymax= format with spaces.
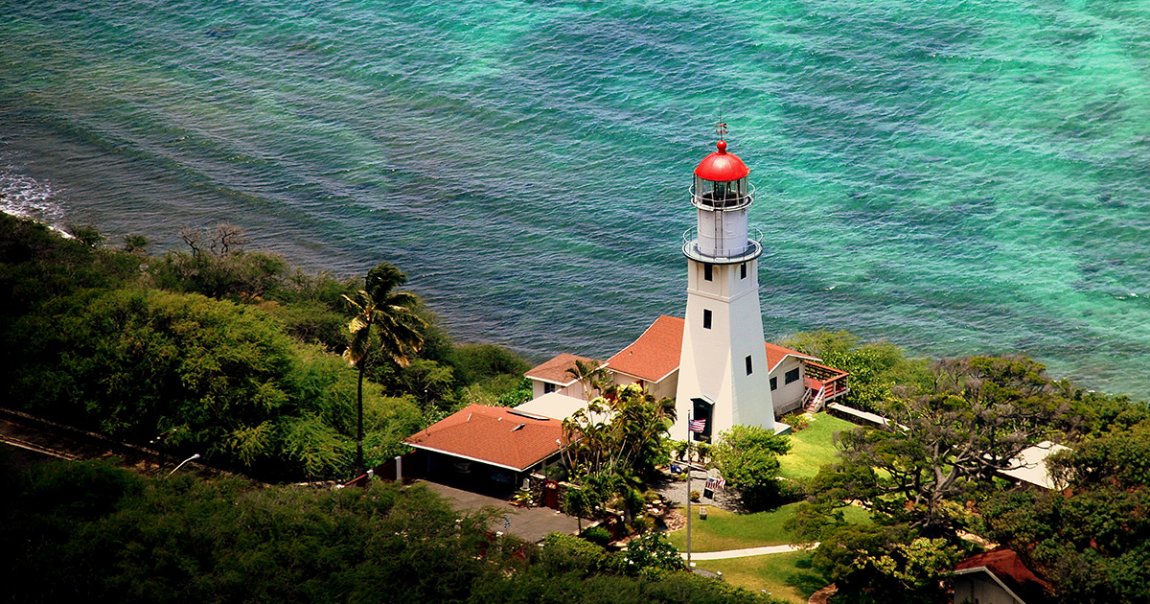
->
xmin=809 ymin=356 xmax=1068 ymax=535
xmin=983 ymin=422 xmax=1150 ymax=603
xmin=561 ymin=384 xmax=676 ymax=529
xmin=1 ymin=456 xmax=782 ymax=604
xmin=710 ymin=424 xmax=791 ymax=511
xmin=0 ymin=214 xmax=529 ymax=481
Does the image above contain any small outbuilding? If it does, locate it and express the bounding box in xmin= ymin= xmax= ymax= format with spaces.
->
xmin=951 ymin=548 xmax=1051 ymax=604
xmin=404 ymin=404 xmax=570 ymax=496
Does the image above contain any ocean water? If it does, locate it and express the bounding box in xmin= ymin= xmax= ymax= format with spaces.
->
xmin=2 ymin=0 xmax=1149 ymax=398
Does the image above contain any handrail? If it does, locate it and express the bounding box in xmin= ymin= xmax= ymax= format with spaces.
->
xmin=681 ymin=227 xmax=764 ymax=264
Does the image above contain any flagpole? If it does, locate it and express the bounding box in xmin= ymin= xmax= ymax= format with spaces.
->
xmin=686 ymin=410 xmax=692 ymax=569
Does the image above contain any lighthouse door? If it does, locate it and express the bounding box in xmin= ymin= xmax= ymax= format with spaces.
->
xmin=690 ymin=398 xmax=714 ymax=442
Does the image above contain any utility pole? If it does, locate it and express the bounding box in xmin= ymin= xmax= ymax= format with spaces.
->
xmin=686 ymin=411 xmax=692 ymax=569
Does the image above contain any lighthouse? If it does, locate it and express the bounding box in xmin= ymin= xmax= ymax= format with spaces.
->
xmin=673 ymin=135 xmax=775 ymax=441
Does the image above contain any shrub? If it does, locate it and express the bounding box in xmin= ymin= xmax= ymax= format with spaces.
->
xmin=581 ymin=525 xmax=612 ymax=546
xmin=782 ymin=412 xmax=810 ymax=432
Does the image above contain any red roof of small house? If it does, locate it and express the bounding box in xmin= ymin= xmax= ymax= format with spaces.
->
xmin=606 ymin=315 xmax=685 ymax=383
xmin=524 ymin=353 xmax=599 ymax=386
xmin=954 ymin=548 xmax=1051 ymax=604
xmin=764 ymin=342 xmax=820 ymax=373
xmin=694 ymin=140 xmax=750 ymax=182
xmin=405 ymin=404 xmax=569 ymax=472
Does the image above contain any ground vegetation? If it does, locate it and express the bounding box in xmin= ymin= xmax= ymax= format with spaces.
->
xmin=0 ymin=456 xmax=782 ymax=604
xmin=561 ymin=383 xmax=676 ymax=530
xmin=0 ymin=215 xmax=529 ymax=481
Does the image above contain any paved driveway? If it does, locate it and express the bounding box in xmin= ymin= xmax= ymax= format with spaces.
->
xmin=417 ymin=480 xmax=582 ymax=543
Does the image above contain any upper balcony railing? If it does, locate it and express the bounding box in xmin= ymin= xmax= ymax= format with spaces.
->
xmin=682 ymin=227 xmax=764 ymax=264
xmin=689 ymin=183 xmax=755 ymax=212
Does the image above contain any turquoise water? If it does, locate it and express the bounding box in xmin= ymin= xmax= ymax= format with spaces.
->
xmin=2 ymin=0 xmax=1149 ymax=398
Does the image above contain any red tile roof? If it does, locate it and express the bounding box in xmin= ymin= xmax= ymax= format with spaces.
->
xmin=606 ymin=315 xmax=685 ymax=382
xmin=404 ymin=404 xmax=568 ymax=472
xmin=954 ymin=548 xmax=1051 ymax=604
xmin=765 ymin=342 xmax=820 ymax=373
xmin=605 ymin=315 xmax=827 ymax=381
xmin=525 ymin=353 xmax=598 ymax=386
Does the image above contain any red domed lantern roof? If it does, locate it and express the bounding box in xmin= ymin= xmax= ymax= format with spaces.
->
xmin=694 ymin=140 xmax=750 ymax=182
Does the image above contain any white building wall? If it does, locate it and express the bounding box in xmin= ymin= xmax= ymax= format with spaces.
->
xmin=674 ymin=257 xmax=774 ymax=439
xmin=769 ymin=357 xmax=807 ymax=416
xmin=530 ymin=379 xmax=587 ymax=401
xmin=952 ymin=574 xmax=1024 ymax=604
xmin=697 ymin=207 xmax=749 ymax=257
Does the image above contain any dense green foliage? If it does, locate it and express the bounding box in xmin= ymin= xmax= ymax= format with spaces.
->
xmin=814 ymin=356 xmax=1067 ymax=534
xmin=983 ymin=423 xmax=1150 ymax=603
xmin=808 ymin=524 xmax=966 ymax=604
xmin=4 ymin=285 xmax=421 ymax=479
xmin=781 ymin=330 xmax=930 ymax=413
xmin=0 ymin=457 xmax=779 ymax=604
xmin=0 ymin=215 xmax=529 ymax=481
xmin=780 ymin=349 xmax=1150 ymax=603
xmin=710 ymin=425 xmax=792 ymax=511
xmin=562 ymin=384 xmax=677 ymax=528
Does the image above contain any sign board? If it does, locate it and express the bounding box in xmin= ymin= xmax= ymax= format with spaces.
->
xmin=704 ymin=476 xmax=725 ymax=491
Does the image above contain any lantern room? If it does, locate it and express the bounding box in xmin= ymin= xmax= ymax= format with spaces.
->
xmin=687 ymin=139 xmax=758 ymax=262
xmin=693 ymin=139 xmax=752 ymax=209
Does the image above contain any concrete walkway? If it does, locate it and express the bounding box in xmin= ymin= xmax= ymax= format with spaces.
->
xmin=681 ymin=542 xmax=818 ymax=560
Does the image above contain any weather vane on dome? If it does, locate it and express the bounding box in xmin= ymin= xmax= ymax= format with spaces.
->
xmin=715 ymin=121 xmax=728 ymax=140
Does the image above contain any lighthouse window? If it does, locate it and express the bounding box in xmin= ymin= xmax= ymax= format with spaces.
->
xmin=785 ymin=368 xmax=801 ymax=385
xmin=703 ymin=309 xmax=712 ymax=330
xmin=745 ymin=355 xmax=753 ymax=375
xmin=704 ymin=264 xmax=713 ymax=281
xmin=740 ymin=263 xmax=747 ymax=279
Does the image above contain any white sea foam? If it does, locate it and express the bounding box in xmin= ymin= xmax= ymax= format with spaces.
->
xmin=0 ymin=166 xmax=73 ymax=237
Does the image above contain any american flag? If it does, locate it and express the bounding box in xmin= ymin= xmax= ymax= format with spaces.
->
xmin=689 ymin=418 xmax=707 ymax=433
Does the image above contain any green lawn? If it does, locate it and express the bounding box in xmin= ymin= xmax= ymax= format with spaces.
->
xmin=695 ymin=550 xmax=827 ymax=604
xmin=778 ymin=412 xmax=857 ymax=480
xmin=667 ymin=502 xmax=871 ymax=552
xmin=661 ymin=413 xmax=867 ymax=602
xmin=667 ymin=504 xmax=801 ymax=551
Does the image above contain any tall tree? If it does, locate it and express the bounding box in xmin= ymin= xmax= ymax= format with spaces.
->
xmin=561 ymin=384 xmax=675 ymax=526
xmin=810 ymin=355 xmax=1068 ymax=536
xmin=342 ymin=263 xmax=426 ymax=474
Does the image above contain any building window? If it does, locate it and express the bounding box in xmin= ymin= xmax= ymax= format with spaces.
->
xmin=703 ymin=309 xmax=712 ymax=329
xmin=740 ymin=263 xmax=747 ymax=279
xmin=745 ymin=355 xmax=753 ymax=375
xmin=704 ymin=264 xmax=713 ymax=281
xmin=544 ymin=382 xmax=557 ymax=394
xmin=770 ymin=377 xmax=777 ymax=390
xmin=785 ymin=367 xmax=800 ymax=385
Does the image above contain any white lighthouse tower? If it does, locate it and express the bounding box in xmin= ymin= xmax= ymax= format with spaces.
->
xmin=673 ymin=134 xmax=775 ymax=441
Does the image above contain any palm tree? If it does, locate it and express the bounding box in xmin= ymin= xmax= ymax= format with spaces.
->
xmin=565 ymin=358 xmax=610 ymax=400
xmin=342 ymin=262 xmax=426 ymax=475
